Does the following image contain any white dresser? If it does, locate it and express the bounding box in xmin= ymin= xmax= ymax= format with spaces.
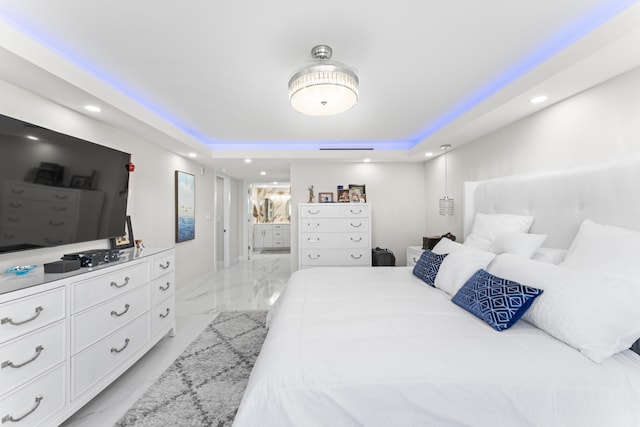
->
xmin=0 ymin=247 xmax=175 ymax=426
xmin=298 ymin=203 xmax=371 ymax=268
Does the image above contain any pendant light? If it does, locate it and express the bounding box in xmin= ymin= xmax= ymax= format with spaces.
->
xmin=439 ymin=144 xmax=454 ymax=216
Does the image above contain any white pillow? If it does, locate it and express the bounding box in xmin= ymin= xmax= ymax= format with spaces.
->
xmin=432 ymin=238 xmax=495 ymax=297
xmin=489 ymin=253 xmax=640 ymax=363
xmin=464 ymin=213 xmax=535 ymax=251
xmin=489 ymin=232 xmax=547 ymax=258
xmin=561 ymin=219 xmax=640 ymax=283
xmin=532 ymin=247 xmax=567 ymax=265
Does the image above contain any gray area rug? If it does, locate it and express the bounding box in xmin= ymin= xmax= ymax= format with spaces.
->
xmin=115 ymin=310 xmax=268 ymax=427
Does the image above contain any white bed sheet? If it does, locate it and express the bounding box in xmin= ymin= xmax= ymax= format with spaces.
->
xmin=234 ymin=267 xmax=640 ymax=427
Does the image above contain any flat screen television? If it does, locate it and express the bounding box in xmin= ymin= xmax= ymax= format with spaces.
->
xmin=0 ymin=113 xmax=131 ymax=253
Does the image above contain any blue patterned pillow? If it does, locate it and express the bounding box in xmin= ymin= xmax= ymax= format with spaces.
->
xmin=412 ymin=250 xmax=448 ymax=287
xmin=452 ymin=269 xmax=543 ymax=331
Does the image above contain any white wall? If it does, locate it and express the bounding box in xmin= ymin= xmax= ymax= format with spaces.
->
xmin=424 ymin=65 xmax=640 ymax=239
xmin=0 ymin=79 xmax=215 ymax=288
xmin=290 ymin=161 xmax=426 ymax=267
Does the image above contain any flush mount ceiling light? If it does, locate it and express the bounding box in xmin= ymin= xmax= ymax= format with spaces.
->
xmin=288 ymin=45 xmax=359 ymax=116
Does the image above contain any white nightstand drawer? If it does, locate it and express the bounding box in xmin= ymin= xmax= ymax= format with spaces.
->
xmin=0 ymin=364 xmax=65 ymax=427
xmin=71 ymin=312 xmax=149 ymax=400
xmin=72 ymin=284 xmax=149 ymax=353
xmin=0 ymin=287 xmax=65 ymax=345
xmin=0 ymin=321 xmax=66 ymax=396
xmin=406 ymin=246 xmax=426 ymax=267
xmin=150 ymin=273 xmax=175 ymax=307
xmin=71 ymin=262 xmax=149 ymax=312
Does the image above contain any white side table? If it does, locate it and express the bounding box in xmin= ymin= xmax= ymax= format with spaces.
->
xmin=406 ymin=246 xmax=425 ymax=267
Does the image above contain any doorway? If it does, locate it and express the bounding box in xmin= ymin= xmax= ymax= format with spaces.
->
xmin=216 ymin=175 xmax=230 ymax=268
xmin=248 ymin=183 xmax=291 ymax=255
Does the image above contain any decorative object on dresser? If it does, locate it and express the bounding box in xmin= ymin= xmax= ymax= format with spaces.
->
xmin=43 ymin=259 xmax=81 ymax=274
xmin=0 ymin=247 xmax=175 ymax=426
xmin=298 ymin=203 xmax=371 ymax=268
xmin=319 ymin=192 xmax=333 ymax=203
xmin=348 ymin=184 xmax=366 ymax=203
xmin=175 ymin=171 xmax=195 ymax=242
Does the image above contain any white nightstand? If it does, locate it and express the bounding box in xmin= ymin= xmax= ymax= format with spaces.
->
xmin=406 ymin=246 xmax=426 ymax=267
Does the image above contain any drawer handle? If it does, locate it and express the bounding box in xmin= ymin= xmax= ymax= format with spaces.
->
xmin=350 ymin=237 xmax=363 ymax=242
xmin=9 ymin=202 xmax=22 ymax=208
xmin=307 ymin=209 xmax=320 ymax=215
xmin=48 ymin=220 xmax=65 ymax=226
xmin=52 ymin=206 xmax=67 ymax=212
xmin=159 ymin=261 xmax=171 ymax=270
xmin=10 ymin=189 xmax=24 ymax=195
xmin=307 ymin=237 xmax=320 ymax=243
xmin=54 ymin=194 xmax=69 ymax=200
xmin=111 ymin=277 xmax=130 ymax=288
xmin=7 ymin=217 xmax=19 ymax=223
xmin=350 ymin=222 xmax=363 ymax=228
xmin=111 ymin=304 xmax=131 ymax=317
xmin=2 ymin=395 xmax=43 ymax=423
xmin=111 ymin=338 xmax=130 ymax=354
xmin=413 ymin=257 xmax=418 ymax=262
xmin=160 ymin=308 xmax=171 ymax=319
xmin=307 ymin=254 xmax=320 ymax=260
xmin=350 ymin=209 xmax=362 ymax=214
xmin=350 ymin=254 xmax=363 ymax=259
xmin=1 ymin=306 xmax=43 ymax=326
xmin=307 ymin=223 xmax=320 ymax=227
xmin=44 ymin=238 xmax=63 ymax=245
xmin=1 ymin=345 xmax=44 ymax=369
xmin=159 ymin=282 xmax=171 ymax=291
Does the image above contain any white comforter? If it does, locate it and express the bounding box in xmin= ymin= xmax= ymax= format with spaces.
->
xmin=234 ymin=267 xmax=640 ymax=427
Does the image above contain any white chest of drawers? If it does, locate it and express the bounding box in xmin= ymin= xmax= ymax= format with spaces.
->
xmin=298 ymin=203 xmax=371 ymax=268
xmin=0 ymin=247 xmax=175 ymax=426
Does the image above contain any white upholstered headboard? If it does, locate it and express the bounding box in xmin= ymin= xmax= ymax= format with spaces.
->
xmin=463 ymin=156 xmax=640 ymax=249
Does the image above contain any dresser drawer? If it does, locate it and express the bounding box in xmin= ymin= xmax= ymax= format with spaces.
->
xmin=300 ymin=248 xmax=371 ymax=266
xmin=150 ymin=273 xmax=175 ymax=307
xmin=299 ymin=218 xmax=368 ymax=233
xmin=0 ymin=321 xmax=66 ymax=397
xmin=71 ymin=312 xmax=150 ymax=400
xmin=299 ymin=204 xmax=369 ymax=218
xmin=151 ymin=252 xmax=175 ymax=280
xmin=71 ymin=284 xmax=149 ymax=353
xmin=0 ymin=288 xmax=65 ymax=345
xmin=0 ymin=364 xmax=66 ymax=427
xmin=5 ymin=182 xmax=78 ymax=204
xmin=299 ymin=232 xmax=369 ymax=249
xmin=71 ymin=262 xmax=149 ymax=312
xmin=151 ymin=296 xmax=175 ymax=338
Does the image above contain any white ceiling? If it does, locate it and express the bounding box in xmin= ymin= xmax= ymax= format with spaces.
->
xmin=0 ymin=1 xmax=639 ymax=182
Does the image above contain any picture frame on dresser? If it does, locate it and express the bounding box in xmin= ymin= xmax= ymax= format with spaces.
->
xmin=319 ymin=192 xmax=333 ymax=203
xmin=110 ymin=215 xmax=134 ymax=249
xmin=348 ymin=184 xmax=366 ymax=203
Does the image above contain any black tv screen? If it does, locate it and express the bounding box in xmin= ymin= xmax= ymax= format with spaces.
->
xmin=0 ymin=113 xmax=131 ymax=253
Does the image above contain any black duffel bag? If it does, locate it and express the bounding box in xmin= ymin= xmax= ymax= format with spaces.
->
xmin=372 ymin=247 xmax=396 ymax=266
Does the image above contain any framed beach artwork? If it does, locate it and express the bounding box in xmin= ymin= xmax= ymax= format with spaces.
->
xmin=175 ymin=171 xmax=195 ymax=242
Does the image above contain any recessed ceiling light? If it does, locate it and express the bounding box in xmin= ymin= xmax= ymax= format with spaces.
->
xmin=26 ymin=135 xmax=39 ymax=140
xmin=84 ymin=105 xmax=101 ymax=112
xmin=530 ymin=95 xmax=548 ymax=104
xmin=425 ymin=152 xmax=433 ymax=157
xmin=244 ymin=158 xmax=252 ymax=163
xmin=272 ymin=181 xmax=279 ymax=185
xmin=188 ymin=152 xmax=197 ymax=158
xmin=260 ymin=171 xmax=267 ymax=176
xmin=363 ymin=158 xmax=371 ymax=163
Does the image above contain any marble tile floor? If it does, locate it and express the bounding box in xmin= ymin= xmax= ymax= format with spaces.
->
xmin=61 ymin=252 xmax=291 ymax=427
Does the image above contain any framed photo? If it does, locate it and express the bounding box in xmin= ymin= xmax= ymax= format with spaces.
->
xmin=69 ymin=175 xmax=90 ymax=189
xmin=110 ymin=215 xmax=134 ymax=249
xmin=337 ymin=189 xmax=350 ymax=203
xmin=319 ymin=192 xmax=334 ymax=203
xmin=175 ymin=170 xmax=195 ymax=242
xmin=349 ymin=184 xmax=366 ymax=203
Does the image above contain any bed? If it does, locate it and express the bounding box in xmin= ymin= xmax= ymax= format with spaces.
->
xmin=234 ymin=157 xmax=640 ymax=427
